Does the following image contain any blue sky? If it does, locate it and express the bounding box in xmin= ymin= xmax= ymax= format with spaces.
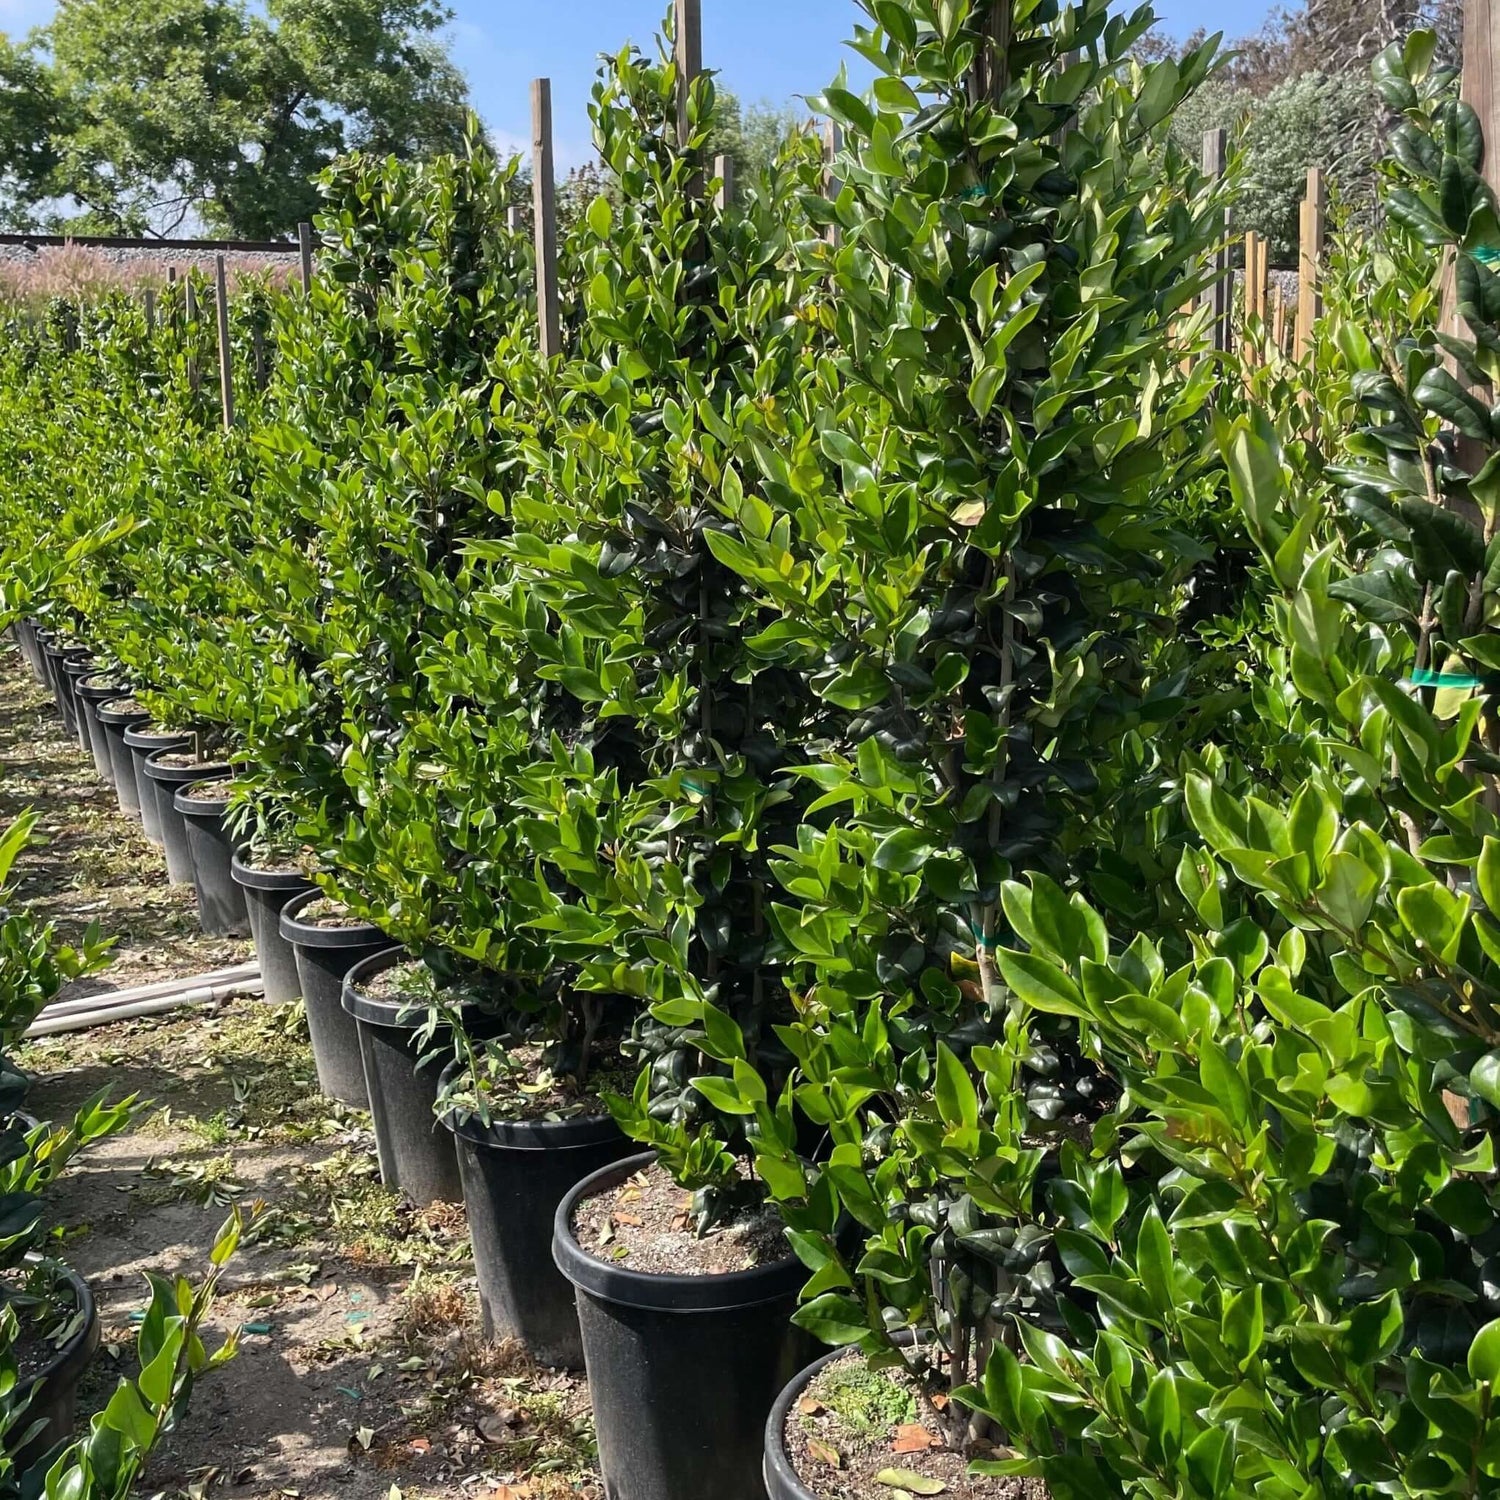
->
xmin=0 ymin=0 xmax=1278 ymax=173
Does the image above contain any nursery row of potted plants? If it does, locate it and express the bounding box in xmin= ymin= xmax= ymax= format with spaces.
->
xmin=6 ymin=6 xmax=1500 ymax=1499
xmin=13 ymin=606 xmax=817 ymax=1495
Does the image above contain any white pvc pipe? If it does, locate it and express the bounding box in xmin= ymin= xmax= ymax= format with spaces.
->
xmin=27 ymin=972 xmax=265 ymax=1037
xmin=38 ymin=963 xmax=261 ymax=1019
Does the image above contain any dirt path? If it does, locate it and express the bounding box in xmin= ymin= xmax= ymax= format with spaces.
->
xmin=3 ymin=640 xmax=602 ymax=1500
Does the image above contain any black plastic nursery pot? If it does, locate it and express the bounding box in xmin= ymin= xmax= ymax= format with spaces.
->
xmin=278 ymin=891 xmax=382 ymax=1110
xmin=95 ymin=697 xmax=151 ymax=818
xmin=762 ymin=1348 xmax=851 ymax=1500
xmin=554 ymin=1151 xmax=814 ymax=1500
xmin=59 ymin=653 xmax=95 ymax=756
xmin=39 ymin=640 xmax=81 ymax=738
xmin=172 ymin=782 xmax=251 ymax=937
xmin=33 ymin=630 xmax=59 ymax=704
xmin=440 ymin=1061 xmax=632 ymax=1369
xmin=231 ymin=850 xmax=313 ymax=1005
xmin=75 ymin=675 xmax=130 ymax=785
xmin=11 ymin=1259 xmax=100 ymax=1476
xmin=12 ymin=620 xmax=44 ymax=683
xmin=343 ymin=951 xmax=464 ymax=1205
xmin=143 ymin=749 xmax=230 ymax=886
xmin=123 ymin=724 xmax=192 ymax=846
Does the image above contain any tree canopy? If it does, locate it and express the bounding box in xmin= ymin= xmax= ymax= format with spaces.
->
xmin=0 ymin=0 xmax=472 ymax=238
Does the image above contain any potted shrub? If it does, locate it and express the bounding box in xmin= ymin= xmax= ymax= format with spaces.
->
xmin=0 ymin=1098 xmax=137 ymax=1472
xmin=493 ymin=29 xmax=835 ymax=1498
xmin=642 ymin=0 xmax=1231 ymax=1493
xmin=228 ymin=822 xmax=315 ymax=1006
xmin=277 ymin=891 xmax=384 ymax=1108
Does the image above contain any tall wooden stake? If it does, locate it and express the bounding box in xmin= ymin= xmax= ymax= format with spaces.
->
xmin=972 ymin=1 xmax=1014 ymax=105
xmin=215 ymin=256 xmax=234 ymax=431
xmin=297 ymin=223 xmax=314 ymax=296
xmin=143 ymin=288 xmax=155 ymax=338
xmin=532 ymin=78 xmax=561 ymax=361
xmin=674 ymin=0 xmax=702 ymax=149
xmin=1203 ymin=128 xmax=1232 ymax=354
xmin=184 ymin=277 xmax=200 ymax=394
xmin=1296 ymin=167 xmax=1326 ymax=360
xmin=714 ymin=154 xmax=735 ymax=213
xmin=823 ymin=121 xmax=843 ymax=246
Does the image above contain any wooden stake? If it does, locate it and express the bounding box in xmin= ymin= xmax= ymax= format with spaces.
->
xmin=184 ymin=277 xmax=200 ymax=393
xmin=1296 ymin=167 xmax=1326 ymax=360
xmin=167 ymin=266 xmax=179 ymax=331
xmin=215 ymin=255 xmax=234 ymax=431
xmin=1271 ymin=284 xmax=1287 ymax=358
xmin=532 ymin=78 xmax=561 ymax=361
xmin=298 ymin=222 xmax=314 ymax=296
xmin=1202 ymin=128 xmax=1232 ymax=354
xmin=714 ymin=153 xmax=735 ymax=214
xmin=143 ymin=288 xmax=155 ymax=338
xmin=972 ymin=1 xmax=1014 ymax=105
xmin=824 ymin=121 xmax=842 ymax=247
xmin=674 ymin=0 xmax=702 ymax=150
xmin=506 ymin=205 xmax=521 ymax=233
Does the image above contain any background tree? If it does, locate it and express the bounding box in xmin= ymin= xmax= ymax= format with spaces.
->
xmin=0 ymin=36 xmax=64 ymax=231
xmin=1171 ymin=69 xmax=1379 ymax=260
xmin=1 ymin=0 xmax=472 ymax=238
xmin=705 ymin=91 xmax=806 ymax=193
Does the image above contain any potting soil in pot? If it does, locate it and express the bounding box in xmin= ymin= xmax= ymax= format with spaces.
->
xmin=569 ymin=1159 xmax=788 ymax=1275
xmin=298 ymin=895 xmax=372 ymax=929
xmin=783 ymin=1349 xmax=1048 ymax=1500
xmin=182 ymin=780 xmax=231 ymax=801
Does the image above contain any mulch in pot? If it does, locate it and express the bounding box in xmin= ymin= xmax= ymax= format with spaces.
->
xmin=570 ymin=1160 xmax=788 ymax=1276
xmin=296 ymin=896 xmax=369 ymax=929
xmin=786 ymin=1348 xmax=1048 ymax=1500
xmin=152 ymin=750 xmax=229 ymax=770
xmin=181 ymin=780 xmax=233 ymax=802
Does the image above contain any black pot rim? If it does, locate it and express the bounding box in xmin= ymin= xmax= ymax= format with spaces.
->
xmin=279 ymin=888 xmax=384 ymax=949
xmin=552 ymin=1150 xmax=801 ymax=1313
xmin=123 ymin=724 xmax=192 ymax=752
xmin=60 ymin=657 xmax=96 ymax=679
xmin=231 ymin=847 xmax=315 ymax=894
xmin=93 ymin=696 xmax=150 ymax=727
xmin=763 ymin=1346 xmax=847 ymax=1500
xmin=341 ymin=947 xmax=489 ymax=1029
xmin=76 ymin=676 xmax=131 ymax=702
xmin=142 ymin=748 xmax=231 ymax=786
xmin=436 ymin=1057 xmax=620 ymax=1150
xmin=173 ymin=781 xmax=234 ymax=816
xmin=19 ymin=1257 xmax=99 ymax=1397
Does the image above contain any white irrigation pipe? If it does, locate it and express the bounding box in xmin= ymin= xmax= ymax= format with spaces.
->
xmin=37 ymin=963 xmax=261 ymax=1019
xmin=26 ymin=964 xmax=264 ymax=1037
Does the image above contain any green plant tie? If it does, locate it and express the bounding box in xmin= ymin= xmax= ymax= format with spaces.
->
xmin=1409 ymin=667 xmax=1486 ymax=689
xmin=681 ymin=777 xmax=709 ymax=796
xmin=1471 ymin=244 xmax=1500 ymax=265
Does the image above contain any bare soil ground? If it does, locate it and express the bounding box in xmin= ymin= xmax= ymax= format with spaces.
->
xmin=3 ymin=640 xmax=602 ymax=1500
